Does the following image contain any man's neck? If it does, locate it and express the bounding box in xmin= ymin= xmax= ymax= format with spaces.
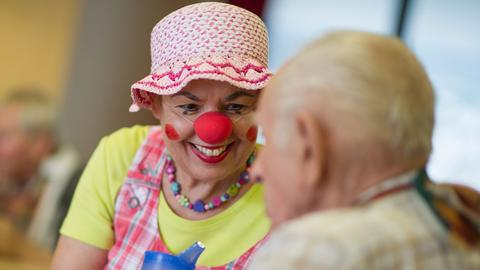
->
xmin=313 ymin=161 xmax=418 ymax=212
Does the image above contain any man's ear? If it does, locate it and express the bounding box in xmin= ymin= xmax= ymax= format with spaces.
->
xmin=294 ymin=110 xmax=325 ymax=188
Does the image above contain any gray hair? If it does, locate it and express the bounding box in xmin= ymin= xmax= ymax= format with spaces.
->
xmin=270 ymin=31 xmax=434 ymax=164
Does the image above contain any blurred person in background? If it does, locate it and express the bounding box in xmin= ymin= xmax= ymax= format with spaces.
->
xmin=0 ymin=89 xmax=82 ymax=251
xmin=249 ymin=31 xmax=480 ymax=269
xmin=53 ymin=2 xmax=272 ymax=269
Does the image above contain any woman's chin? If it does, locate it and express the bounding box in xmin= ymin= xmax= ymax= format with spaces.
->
xmin=186 ymin=155 xmax=242 ymax=181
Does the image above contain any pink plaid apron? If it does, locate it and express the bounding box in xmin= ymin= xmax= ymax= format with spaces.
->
xmin=106 ymin=127 xmax=266 ymax=269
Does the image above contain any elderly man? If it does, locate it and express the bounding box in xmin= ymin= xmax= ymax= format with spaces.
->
xmin=0 ymin=90 xmax=81 ymax=250
xmin=250 ymin=31 xmax=480 ymax=269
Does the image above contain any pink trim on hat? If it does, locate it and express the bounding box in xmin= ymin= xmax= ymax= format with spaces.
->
xmin=129 ymin=59 xmax=271 ymax=112
xmin=137 ymin=71 xmax=270 ymax=90
xmin=129 ymin=2 xmax=271 ymax=111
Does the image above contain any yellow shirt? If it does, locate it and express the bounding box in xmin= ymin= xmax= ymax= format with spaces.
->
xmin=61 ymin=125 xmax=270 ymax=266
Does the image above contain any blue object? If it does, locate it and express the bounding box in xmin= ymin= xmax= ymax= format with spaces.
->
xmin=193 ymin=200 xmax=205 ymax=212
xmin=171 ymin=182 xmax=181 ymax=193
xmin=141 ymin=241 xmax=205 ymax=270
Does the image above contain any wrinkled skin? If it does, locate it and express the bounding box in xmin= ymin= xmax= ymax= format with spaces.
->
xmin=151 ymin=79 xmax=260 ymax=186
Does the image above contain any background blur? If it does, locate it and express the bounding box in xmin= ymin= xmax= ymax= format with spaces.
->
xmin=265 ymin=0 xmax=480 ymax=190
xmin=0 ymin=0 xmax=480 ymax=181
xmin=2 ymin=0 xmax=478 ymax=188
xmin=0 ymin=0 xmax=478 ymax=265
xmin=1 ymin=0 xmax=478 ymax=185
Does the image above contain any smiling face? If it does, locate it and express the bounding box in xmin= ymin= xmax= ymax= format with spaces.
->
xmin=151 ymin=79 xmax=259 ymax=182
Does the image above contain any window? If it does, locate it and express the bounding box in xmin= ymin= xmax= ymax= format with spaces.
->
xmin=265 ymin=0 xmax=480 ymax=189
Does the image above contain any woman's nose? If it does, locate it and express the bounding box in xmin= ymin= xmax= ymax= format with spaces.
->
xmin=193 ymin=112 xmax=233 ymax=144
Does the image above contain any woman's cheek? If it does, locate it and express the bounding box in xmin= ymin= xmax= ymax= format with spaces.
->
xmin=246 ymin=125 xmax=258 ymax=142
xmin=232 ymin=116 xmax=258 ymax=142
xmin=165 ymin=123 xmax=180 ymax=141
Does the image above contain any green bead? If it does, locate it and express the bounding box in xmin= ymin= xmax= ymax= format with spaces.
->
xmin=179 ymin=195 xmax=189 ymax=206
xmin=247 ymin=154 xmax=255 ymax=165
xmin=226 ymin=185 xmax=239 ymax=197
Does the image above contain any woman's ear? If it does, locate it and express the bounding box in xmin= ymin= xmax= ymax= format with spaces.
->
xmin=150 ymin=93 xmax=162 ymax=120
xmin=294 ymin=110 xmax=325 ymax=189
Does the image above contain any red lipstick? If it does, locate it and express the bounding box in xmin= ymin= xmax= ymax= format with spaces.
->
xmin=189 ymin=143 xmax=234 ymax=164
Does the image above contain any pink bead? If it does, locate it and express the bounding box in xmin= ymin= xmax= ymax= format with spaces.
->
xmin=168 ymin=174 xmax=175 ymax=182
xmin=167 ymin=166 xmax=176 ymax=174
xmin=212 ymin=196 xmax=222 ymax=207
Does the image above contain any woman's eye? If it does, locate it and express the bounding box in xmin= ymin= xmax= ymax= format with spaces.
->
xmin=177 ymin=104 xmax=200 ymax=114
xmin=224 ymin=103 xmax=247 ymax=114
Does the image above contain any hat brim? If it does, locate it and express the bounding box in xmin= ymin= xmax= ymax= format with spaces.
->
xmin=129 ymin=59 xmax=272 ymax=112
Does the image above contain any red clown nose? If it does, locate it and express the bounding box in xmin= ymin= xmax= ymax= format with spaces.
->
xmin=194 ymin=112 xmax=233 ymax=144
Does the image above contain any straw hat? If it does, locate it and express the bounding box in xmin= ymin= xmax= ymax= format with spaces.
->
xmin=129 ymin=2 xmax=272 ymax=112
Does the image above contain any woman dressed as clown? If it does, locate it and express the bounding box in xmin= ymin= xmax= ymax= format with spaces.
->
xmin=53 ymin=2 xmax=272 ymax=269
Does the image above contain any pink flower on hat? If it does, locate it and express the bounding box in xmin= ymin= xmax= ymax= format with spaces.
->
xmin=129 ymin=2 xmax=272 ymax=112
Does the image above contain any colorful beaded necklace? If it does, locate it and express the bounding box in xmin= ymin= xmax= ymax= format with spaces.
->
xmin=165 ymin=154 xmax=255 ymax=213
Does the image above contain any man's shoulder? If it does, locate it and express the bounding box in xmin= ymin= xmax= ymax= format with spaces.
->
xmin=258 ymin=190 xmax=448 ymax=268
xmin=252 ymin=191 xmax=453 ymax=269
xmin=277 ymin=190 xmax=442 ymax=244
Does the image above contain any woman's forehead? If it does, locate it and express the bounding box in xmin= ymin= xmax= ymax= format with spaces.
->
xmin=182 ymin=79 xmax=239 ymax=92
xmin=174 ymin=80 xmax=259 ymax=100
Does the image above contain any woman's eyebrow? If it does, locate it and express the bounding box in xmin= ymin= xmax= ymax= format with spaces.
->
xmin=172 ymin=91 xmax=201 ymax=101
xmin=224 ymin=91 xmax=256 ymax=101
